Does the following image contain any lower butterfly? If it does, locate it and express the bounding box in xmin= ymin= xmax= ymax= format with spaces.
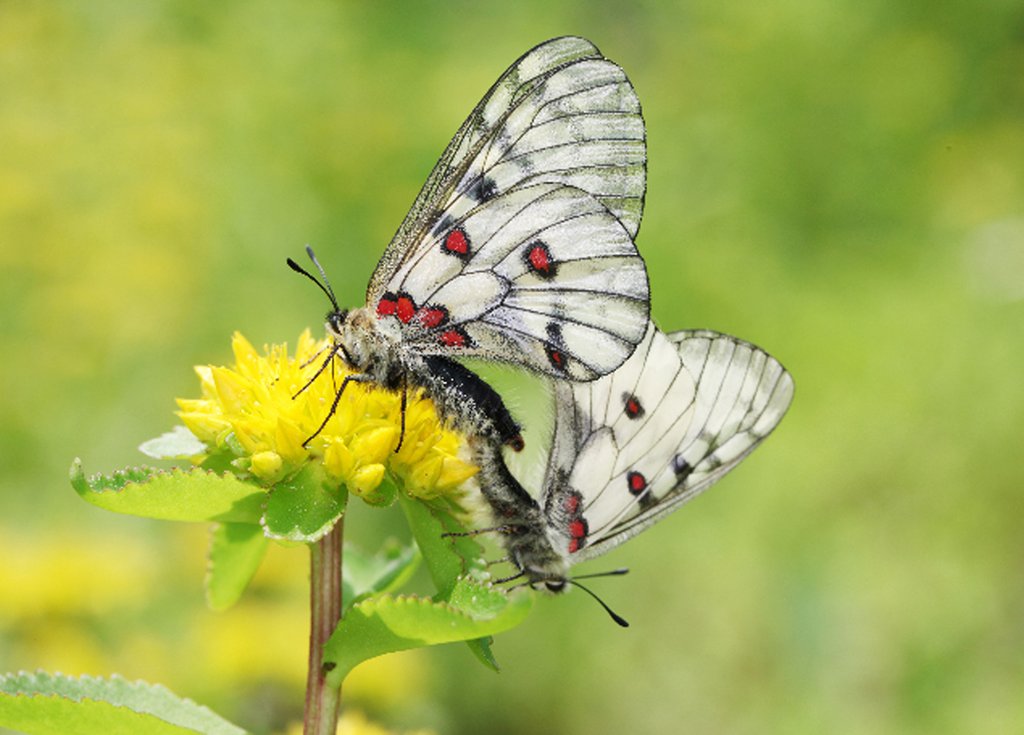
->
xmin=471 ymin=322 xmax=794 ymax=623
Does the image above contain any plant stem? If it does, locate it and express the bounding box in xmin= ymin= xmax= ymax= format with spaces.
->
xmin=304 ymin=519 xmax=343 ymax=735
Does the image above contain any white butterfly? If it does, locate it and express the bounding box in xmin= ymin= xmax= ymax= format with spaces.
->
xmin=290 ymin=37 xmax=650 ymax=448
xmin=473 ymin=322 xmax=794 ymax=611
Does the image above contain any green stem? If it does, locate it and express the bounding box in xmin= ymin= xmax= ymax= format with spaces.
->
xmin=304 ymin=519 xmax=343 ymax=735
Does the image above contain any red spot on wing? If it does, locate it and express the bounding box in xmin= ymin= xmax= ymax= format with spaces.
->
xmin=395 ymin=293 xmax=416 ymax=323
xmin=376 ymin=295 xmax=397 ymax=317
xmin=415 ymin=305 xmax=449 ymax=329
xmin=546 ymin=346 xmax=566 ymax=371
xmin=627 ymin=470 xmax=647 ymax=496
xmin=443 ymin=227 xmax=471 ymax=259
xmin=563 ymin=491 xmax=587 ymax=553
xmin=439 ymin=328 xmax=469 ymax=348
xmin=624 ymin=394 xmax=644 ymax=419
xmin=567 ymin=507 xmax=588 ymax=553
xmin=563 ymin=494 xmax=580 ymax=515
xmin=525 ymin=241 xmax=556 ymax=279
xmin=507 ymin=434 xmax=525 ymax=452
xmin=529 ymin=246 xmax=549 ymax=271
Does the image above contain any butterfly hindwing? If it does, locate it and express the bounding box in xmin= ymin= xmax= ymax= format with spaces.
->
xmin=366 ymin=37 xmax=648 ymax=380
xmin=541 ymin=324 xmax=794 ymax=561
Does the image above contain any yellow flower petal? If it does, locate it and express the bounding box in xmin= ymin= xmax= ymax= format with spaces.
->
xmin=231 ymin=332 xmax=260 ymax=374
xmin=323 ymin=440 xmax=354 ymax=482
xmin=274 ymin=417 xmax=308 ymax=465
xmin=250 ymin=451 xmax=284 ymax=483
xmin=176 ymin=331 xmax=477 ymax=505
xmin=210 ymin=366 xmax=252 ymax=414
xmin=350 ymin=426 xmax=398 ymax=466
xmin=177 ymin=412 xmax=230 ymax=443
xmin=404 ymin=455 xmax=443 ymax=499
xmin=435 ymin=456 xmax=479 ymax=492
xmin=351 ymin=464 xmax=385 ymax=494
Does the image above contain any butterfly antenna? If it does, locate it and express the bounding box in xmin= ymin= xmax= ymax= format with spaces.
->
xmin=570 ymin=579 xmax=629 ymax=628
xmin=571 ymin=567 xmax=629 ymax=582
xmin=286 ymin=246 xmax=340 ymax=311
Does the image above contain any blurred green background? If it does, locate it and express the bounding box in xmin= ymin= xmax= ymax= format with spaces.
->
xmin=2 ymin=1 xmax=1023 ymax=733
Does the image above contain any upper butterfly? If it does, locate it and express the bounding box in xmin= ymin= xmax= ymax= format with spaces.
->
xmin=471 ymin=323 xmax=794 ymax=618
xmin=289 ymin=36 xmax=650 ymax=449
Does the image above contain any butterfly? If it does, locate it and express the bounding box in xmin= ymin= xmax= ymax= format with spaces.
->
xmin=289 ymin=36 xmax=650 ymax=449
xmin=471 ymin=322 xmax=794 ymax=621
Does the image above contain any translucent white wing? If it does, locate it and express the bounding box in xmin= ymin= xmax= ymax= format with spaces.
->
xmin=365 ymin=37 xmax=648 ymax=379
xmin=372 ymin=182 xmax=648 ymax=379
xmin=541 ymin=324 xmax=794 ymax=560
xmin=369 ymin=36 xmax=645 ymax=299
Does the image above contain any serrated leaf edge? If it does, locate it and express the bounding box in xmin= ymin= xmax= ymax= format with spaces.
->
xmin=0 ymin=670 xmax=247 ymax=733
xmin=351 ymin=584 xmax=521 ymax=622
xmin=73 ymin=461 xmax=259 ymax=495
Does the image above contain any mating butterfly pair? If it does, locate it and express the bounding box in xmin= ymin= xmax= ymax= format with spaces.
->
xmin=291 ymin=37 xmax=793 ymax=614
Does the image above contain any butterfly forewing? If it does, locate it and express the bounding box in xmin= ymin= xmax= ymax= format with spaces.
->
xmin=542 ymin=325 xmax=793 ymax=561
xmin=366 ymin=38 xmax=606 ymax=297
xmin=364 ymin=37 xmax=648 ymax=380
xmin=469 ymin=59 xmax=644 ymax=221
xmin=369 ymin=37 xmax=645 ymax=304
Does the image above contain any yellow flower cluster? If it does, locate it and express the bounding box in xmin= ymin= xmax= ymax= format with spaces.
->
xmin=176 ymin=331 xmax=477 ymax=502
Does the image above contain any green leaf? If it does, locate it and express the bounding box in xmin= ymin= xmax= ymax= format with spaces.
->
xmin=398 ymin=492 xmax=488 ymax=599
xmin=398 ymin=493 xmax=508 ymax=669
xmin=70 ymin=459 xmax=264 ymax=523
xmin=342 ymin=541 xmax=420 ymax=612
xmin=353 ymin=474 xmax=399 ymax=508
xmin=138 ymin=426 xmax=207 ymax=460
xmin=261 ymin=464 xmax=346 ymax=543
xmin=206 ymin=523 xmax=269 ymax=611
xmin=323 ymin=579 xmax=532 ymax=685
xmin=0 ymin=671 xmax=247 ymax=735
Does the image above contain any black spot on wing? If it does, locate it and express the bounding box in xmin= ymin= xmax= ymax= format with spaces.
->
xmin=467 ymin=175 xmax=498 ymax=202
xmin=544 ymin=321 xmax=568 ymax=372
xmin=431 ymin=213 xmax=456 ymax=237
xmin=673 ymin=455 xmax=693 ymax=481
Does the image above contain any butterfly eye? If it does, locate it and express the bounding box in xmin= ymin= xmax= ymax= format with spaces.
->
xmin=326 ymin=309 xmax=348 ymax=335
xmin=544 ymin=580 xmax=567 ymax=593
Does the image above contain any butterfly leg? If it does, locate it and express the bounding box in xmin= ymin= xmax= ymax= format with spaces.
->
xmin=299 ymin=343 xmax=329 ymax=369
xmin=440 ymin=525 xmax=518 ymax=539
xmin=394 ymin=378 xmax=408 ymax=452
xmin=301 ymin=372 xmax=373 ymax=446
xmin=293 ymin=343 xmax=341 ymax=399
xmin=492 ymin=569 xmax=526 ymax=585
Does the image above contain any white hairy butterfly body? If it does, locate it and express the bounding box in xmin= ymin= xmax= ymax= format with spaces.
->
xmin=293 ymin=37 xmax=650 ymax=449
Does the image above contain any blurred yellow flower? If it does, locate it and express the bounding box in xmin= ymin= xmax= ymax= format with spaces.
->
xmin=176 ymin=330 xmax=477 ymax=502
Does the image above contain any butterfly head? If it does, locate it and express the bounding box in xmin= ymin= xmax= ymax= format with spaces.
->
xmin=288 ymin=247 xmax=388 ymax=374
xmin=328 ymin=306 xmax=392 ymax=374
xmin=539 ymin=577 xmax=568 ymax=594
xmin=325 ymin=308 xmax=349 ymax=335
xmin=522 ymin=568 xmax=630 ymax=627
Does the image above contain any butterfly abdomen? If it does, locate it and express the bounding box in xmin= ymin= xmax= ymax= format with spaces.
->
xmin=419 ymin=355 xmax=524 ymax=451
xmin=469 ymin=438 xmax=571 ymax=588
